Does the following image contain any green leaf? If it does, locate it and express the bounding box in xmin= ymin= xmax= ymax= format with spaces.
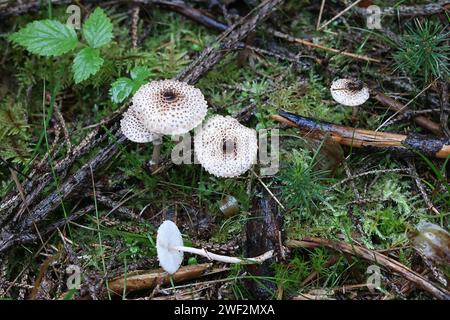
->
xmin=9 ymin=20 xmax=78 ymax=57
xmin=82 ymin=7 xmax=113 ymax=48
xmin=130 ymin=66 xmax=151 ymax=82
xmin=110 ymin=78 xmax=135 ymax=104
xmin=110 ymin=67 xmax=151 ymax=103
xmin=72 ymin=47 xmax=104 ymax=84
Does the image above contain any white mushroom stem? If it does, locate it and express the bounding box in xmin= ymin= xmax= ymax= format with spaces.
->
xmin=150 ymin=134 xmax=163 ymax=166
xmin=172 ymin=245 xmax=274 ymax=264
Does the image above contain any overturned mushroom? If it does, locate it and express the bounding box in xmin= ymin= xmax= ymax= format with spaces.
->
xmin=121 ymin=79 xmax=208 ymax=165
xmin=194 ymin=115 xmax=258 ymax=178
xmin=411 ymin=222 xmax=450 ymax=266
xmin=330 ymin=78 xmax=369 ymax=106
xmin=156 ymin=220 xmax=273 ymax=274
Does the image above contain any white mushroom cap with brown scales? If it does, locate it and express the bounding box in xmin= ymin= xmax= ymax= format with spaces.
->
xmin=194 ymin=115 xmax=258 ymax=178
xmin=330 ymin=78 xmax=370 ymax=106
xmin=129 ymin=79 xmax=208 ymax=136
xmin=120 ymin=108 xmax=156 ymax=143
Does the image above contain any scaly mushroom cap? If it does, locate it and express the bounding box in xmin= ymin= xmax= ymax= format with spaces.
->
xmin=156 ymin=220 xmax=184 ymax=274
xmin=120 ymin=108 xmax=156 ymax=143
xmin=130 ymin=79 xmax=208 ymax=135
xmin=194 ymin=115 xmax=258 ymax=178
xmin=330 ymin=78 xmax=369 ymax=106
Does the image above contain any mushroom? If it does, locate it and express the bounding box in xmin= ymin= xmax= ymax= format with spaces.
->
xmin=156 ymin=220 xmax=273 ymax=274
xmin=330 ymin=78 xmax=369 ymax=106
xmin=120 ymin=108 xmax=155 ymax=143
xmin=120 ymin=79 xmax=208 ymax=165
xmin=194 ymin=115 xmax=258 ymax=178
xmin=411 ymin=222 xmax=450 ymax=266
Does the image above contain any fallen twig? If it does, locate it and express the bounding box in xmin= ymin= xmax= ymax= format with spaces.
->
xmin=286 ymin=237 xmax=450 ymax=300
xmin=266 ymin=28 xmax=380 ymax=63
xmin=349 ymin=0 xmax=450 ymax=17
xmin=376 ymin=79 xmax=438 ymax=132
xmin=406 ymin=159 xmax=440 ymax=215
xmin=107 ymin=263 xmax=223 ymax=295
xmin=373 ymin=92 xmax=443 ymax=137
xmin=439 ymin=80 xmax=450 ymax=138
xmin=318 ymin=0 xmax=362 ymax=30
xmin=273 ymin=111 xmax=450 ymax=159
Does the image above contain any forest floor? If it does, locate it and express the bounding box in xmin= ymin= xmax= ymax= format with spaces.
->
xmin=0 ymin=0 xmax=449 ymax=300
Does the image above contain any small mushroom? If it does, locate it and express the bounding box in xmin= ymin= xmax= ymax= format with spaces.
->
xmin=194 ymin=115 xmax=258 ymax=178
xmin=219 ymin=195 xmax=240 ymax=217
xmin=330 ymin=78 xmax=369 ymax=106
xmin=156 ymin=220 xmax=273 ymax=274
xmin=156 ymin=219 xmax=184 ymax=274
xmin=411 ymin=221 xmax=450 ymax=266
xmin=121 ymin=79 xmax=208 ymax=165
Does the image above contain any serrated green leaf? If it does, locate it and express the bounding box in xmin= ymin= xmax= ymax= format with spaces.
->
xmin=72 ymin=47 xmax=104 ymax=84
xmin=82 ymin=8 xmax=113 ymax=48
xmin=9 ymin=20 xmax=78 ymax=57
xmin=130 ymin=66 xmax=151 ymax=82
xmin=109 ymin=78 xmax=135 ymax=103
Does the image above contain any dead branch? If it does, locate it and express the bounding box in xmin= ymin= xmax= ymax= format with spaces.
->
xmin=406 ymin=159 xmax=440 ymax=215
xmin=349 ymin=0 xmax=450 ymax=17
xmin=373 ymin=92 xmax=443 ymax=137
xmin=286 ymin=237 xmax=450 ymax=300
xmin=244 ymin=188 xmax=283 ymax=299
xmin=272 ymin=111 xmax=450 ymax=159
xmin=107 ymin=263 xmax=219 ymax=295
xmin=0 ymin=127 xmax=106 ymax=226
xmin=439 ymin=80 xmax=450 ymax=138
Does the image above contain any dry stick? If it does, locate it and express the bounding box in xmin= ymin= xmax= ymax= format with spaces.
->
xmin=0 ymin=0 xmax=284 ymax=254
xmin=0 ymin=126 xmax=104 ymax=222
xmin=316 ymin=0 xmax=326 ymax=30
xmin=8 ymin=127 xmax=116 ymax=221
xmin=406 ymin=159 xmax=440 ymax=216
xmin=373 ymin=91 xmax=443 ymax=137
xmin=286 ymin=238 xmax=450 ymax=300
xmin=131 ymin=4 xmax=140 ymax=49
xmin=272 ymin=111 xmax=450 ymax=159
xmin=349 ymin=0 xmax=450 ymax=17
xmin=330 ymin=168 xmax=409 ymax=189
xmin=107 ymin=263 xmax=229 ymax=295
xmin=251 ymin=169 xmax=286 ymax=210
xmin=266 ymin=28 xmax=380 ymax=63
xmin=439 ymin=80 xmax=450 ymax=138
xmin=318 ymin=0 xmax=362 ymax=30
xmin=376 ymin=79 xmax=439 ymax=132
